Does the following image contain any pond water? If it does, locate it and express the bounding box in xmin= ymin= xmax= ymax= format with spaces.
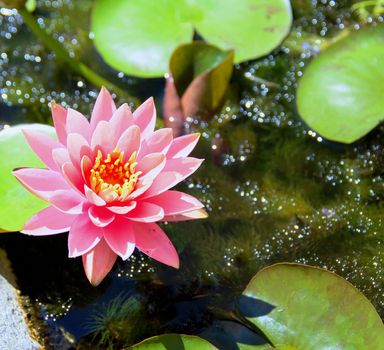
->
xmin=1 ymin=0 xmax=384 ymax=349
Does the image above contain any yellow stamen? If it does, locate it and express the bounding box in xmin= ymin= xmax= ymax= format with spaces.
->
xmin=89 ymin=147 xmax=141 ymax=198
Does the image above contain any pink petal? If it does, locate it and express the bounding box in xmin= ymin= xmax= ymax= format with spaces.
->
xmin=91 ymin=120 xmax=114 ymax=153
xmin=84 ymin=185 xmax=106 ymax=206
xmin=116 ymin=125 xmax=141 ymax=160
xmin=88 ymin=206 xmax=115 ymax=227
xmin=141 ymin=158 xmax=203 ymax=199
xmin=90 ymin=87 xmax=116 ymax=131
xmin=82 ymin=238 xmax=117 ymax=286
xmin=49 ymin=189 xmax=85 ymax=214
xmin=133 ymin=97 xmax=156 ymax=139
xmin=66 ymin=108 xmax=91 ymax=141
xmin=107 ymin=201 xmax=137 ymax=214
xmin=125 ymin=202 xmax=164 ymax=222
xmin=147 ymin=190 xmax=203 ymax=216
xmin=162 ymin=208 xmax=208 ymax=222
xmin=13 ymin=168 xmax=71 ymax=201
xmin=68 ymin=214 xmax=103 ymax=257
xmin=139 ymin=128 xmax=173 ymax=158
xmin=167 ymin=133 xmax=200 ymax=158
xmin=80 ymin=155 xmax=92 ymax=183
xmin=22 ymin=205 xmax=76 ymax=235
xmin=162 ymin=157 xmax=203 ymax=177
xmin=136 ymin=153 xmax=166 ymax=181
xmin=66 ymin=133 xmax=91 ymax=167
xmin=52 ymin=148 xmax=70 ymax=169
xmin=109 ymin=103 xmax=134 ymax=142
xmin=22 ymin=129 xmax=63 ymax=171
xmin=62 ymin=162 xmax=85 ymax=194
xmin=126 ymin=178 xmax=154 ymax=200
xmin=133 ymin=222 xmax=179 ymax=268
xmin=104 ymin=216 xmax=135 ymax=260
xmin=140 ymin=171 xmax=183 ymax=199
xmin=51 ymin=103 xmax=68 ymax=145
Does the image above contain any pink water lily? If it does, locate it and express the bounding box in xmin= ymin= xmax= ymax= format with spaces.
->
xmin=13 ymin=87 xmax=206 ymax=286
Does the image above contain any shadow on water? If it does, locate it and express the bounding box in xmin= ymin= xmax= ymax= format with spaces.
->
xmin=200 ymin=320 xmax=270 ymax=350
xmin=236 ymin=295 xmax=275 ymax=318
xmin=200 ymin=295 xmax=276 ymax=350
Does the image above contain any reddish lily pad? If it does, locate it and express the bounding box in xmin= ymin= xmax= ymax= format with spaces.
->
xmin=0 ymin=124 xmax=54 ymax=232
xmin=164 ymin=42 xmax=233 ymax=130
xmin=242 ymin=263 xmax=384 ymax=349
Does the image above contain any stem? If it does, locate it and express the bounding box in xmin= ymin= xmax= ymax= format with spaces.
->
xmin=18 ymin=7 xmax=138 ymax=103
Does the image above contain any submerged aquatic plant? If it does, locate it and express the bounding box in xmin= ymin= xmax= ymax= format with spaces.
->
xmin=13 ymin=87 xmax=207 ymax=285
xmin=85 ymin=293 xmax=142 ymax=349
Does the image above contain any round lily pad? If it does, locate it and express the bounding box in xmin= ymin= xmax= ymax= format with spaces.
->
xmin=241 ymin=263 xmax=384 ymax=349
xmin=0 ymin=124 xmax=55 ymax=232
xmin=91 ymin=0 xmax=194 ymax=78
xmin=297 ymin=25 xmax=384 ymax=143
xmin=196 ymin=0 xmax=292 ymax=63
xmin=91 ymin=0 xmax=292 ymax=77
xmin=129 ymin=334 xmax=218 ymax=350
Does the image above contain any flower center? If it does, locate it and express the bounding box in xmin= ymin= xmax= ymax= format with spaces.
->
xmin=90 ymin=147 xmax=141 ymax=197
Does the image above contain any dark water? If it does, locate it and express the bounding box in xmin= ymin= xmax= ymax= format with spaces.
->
xmin=1 ymin=0 xmax=384 ymax=349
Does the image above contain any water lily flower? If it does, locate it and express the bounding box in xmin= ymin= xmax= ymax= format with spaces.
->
xmin=13 ymin=87 xmax=206 ymax=286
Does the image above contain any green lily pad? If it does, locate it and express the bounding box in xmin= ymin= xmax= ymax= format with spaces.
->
xmin=91 ymin=0 xmax=194 ymax=78
xmin=196 ymin=0 xmax=292 ymax=63
xmin=242 ymin=263 xmax=384 ymax=349
xmin=296 ymin=25 xmax=384 ymax=143
xmin=129 ymin=334 xmax=218 ymax=350
xmin=0 ymin=124 xmax=55 ymax=232
xmin=91 ymin=0 xmax=292 ymax=77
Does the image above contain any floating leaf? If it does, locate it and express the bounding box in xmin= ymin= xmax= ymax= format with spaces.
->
xmin=164 ymin=42 xmax=234 ymax=132
xmin=91 ymin=0 xmax=292 ymax=77
xmin=297 ymin=25 xmax=384 ymax=143
xmin=196 ymin=0 xmax=292 ymax=63
xmin=129 ymin=334 xmax=218 ymax=350
xmin=241 ymin=263 xmax=384 ymax=349
xmin=200 ymin=320 xmax=272 ymax=350
xmin=91 ymin=0 xmax=194 ymax=78
xmin=0 ymin=124 xmax=54 ymax=232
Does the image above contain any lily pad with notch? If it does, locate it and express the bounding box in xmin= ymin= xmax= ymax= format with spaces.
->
xmin=241 ymin=263 xmax=384 ymax=349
